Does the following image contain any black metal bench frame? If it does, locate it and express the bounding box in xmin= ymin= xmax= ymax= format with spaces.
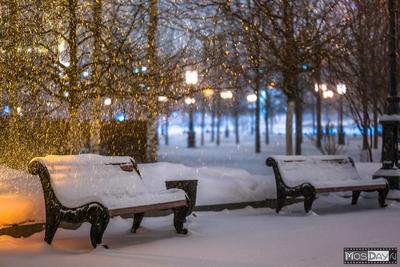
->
xmin=28 ymin=159 xmax=191 ymax=248
xmin=266 ymin=157 xmax=389 ymax=213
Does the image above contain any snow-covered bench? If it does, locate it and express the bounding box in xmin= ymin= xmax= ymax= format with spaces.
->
xmin=266 ymin=156 xmax=389 ymax=213
xmin=28 ymin=154 xmax=190 ymax=248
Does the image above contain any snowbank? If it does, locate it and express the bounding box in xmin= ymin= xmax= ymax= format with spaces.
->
xmin=139 ymin=162 xmax=274 ymax=205
xmin=0 ymin=159 xmax=398 ymax=227
xmin=0 ymin=166 xmax=44 ymax=226
xmin=0 ymin=196 xmax=399 ymax=267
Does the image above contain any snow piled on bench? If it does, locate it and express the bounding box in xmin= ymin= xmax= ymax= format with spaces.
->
xmin=270 ymin=155 xmax=387 ymax=189
xmin=0 ymin=157 xmax=273 ymax=225
xmin=32 ymin=154 xmax=187 ymax=210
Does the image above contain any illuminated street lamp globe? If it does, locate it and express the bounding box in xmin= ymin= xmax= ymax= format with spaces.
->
xmin=185 ymin=70 xmax=198 ymax=148
xmin=323 ymin=90 xmax=334 ymax=99
xmin=158 ymin=96 xmax=168 ymax=102
xmin=247 ymin=94 xmax=257 ymax=103
xmin=336 ymin=83 xmax=347 ymax=145
xmin=314 ymin=83 xmax=327 ymax=93
xmin=104 ymin=97 xmax=112 ymax=106
xmin=184 ymin=97 xmax=196 ymax=105
xmin=185 ymin=70 xmax=198 ymax=85
xmin=336 ymin=83 xmax=347 ymax=95
xmin=203 ymin=88 xmax=214 ymax=98
xmin=220 ymin=90 xmax=233 ymax=99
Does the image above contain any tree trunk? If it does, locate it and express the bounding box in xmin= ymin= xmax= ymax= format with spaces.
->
xmin=216 ymin=98 xmax=221 ymax=146
xmin=295 ymin=95 xmax=302 ymax=155
xmin=255 ymin=73 xmax=261 ymax=153
xmin=312 ymin=97 xmax=316 ymax=135
xmin=235 ymin=110 xmax=240 ymax=144
xmin=145 ymin=0 xmax=159 ymax=162
xmin=286 ymin=99 xmax=295 ymax=155
xmin=67 ymin=0 xmax=81 ymax=154
xmin=89 ymin=0 xmax=102 ymax=153
xmin=201 ymin=107 xmax=205 ymax=146
xmin=146 ymin=117 xmax=158 ymax=162
xmin=362 ymin=95 xmax=372 ymax=161
xmin=270 ymin=108 xmax=274 ymax=136
xmin=265 ymin=89 xmax=270 ymax=145
xmin=90 ymin=98 xmax=102 ymax=153
xmin=373 ymin=98 xmax=378 ymax=149
xmin=165 ymin=112 xmax=169 ymax=146
xmin=316 ymin=92 xmax=322 ymax=148
xmin=211 ymin=106 xmax=215 ymax=142
xmin=68 ymin=104 xmax=82 ymax=154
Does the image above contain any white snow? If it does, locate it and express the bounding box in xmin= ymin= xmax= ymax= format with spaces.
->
xmin=32 ymin=154 xmax=187 ymax=210
xmin=0 ymin=166 xmax=44 ymax=227
xmin=0 ymin=196 xmax=399 ymax=267
xmin=0 ymin=160 xmax=273 ymax=225
xmin=0 ymin=133 xmax=399 ymax=267
xmin=270 ymin=155 xmax=387 ymax=189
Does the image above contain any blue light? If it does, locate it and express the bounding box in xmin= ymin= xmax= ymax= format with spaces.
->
xmin=81 ymin=70 xmax=90 ymax=78
xmin=300 ymin=63 xmax=308 ymax=71
xmin=115 ymin=112 xmax=126 ymax=122
xmin=3 ymin=105 xmax=10 ymax=114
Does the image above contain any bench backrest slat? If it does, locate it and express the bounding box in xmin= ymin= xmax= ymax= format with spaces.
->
xmin=30 ymin=154 xmax=148 ymax=209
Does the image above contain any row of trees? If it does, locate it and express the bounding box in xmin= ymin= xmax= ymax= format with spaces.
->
xmin=0 ymin=0 xmax=201 ymax=164
xmin=0 ymin=0 xmax=396 ymax=166
xmin=186 ymin=0 xmax=392 ymax=160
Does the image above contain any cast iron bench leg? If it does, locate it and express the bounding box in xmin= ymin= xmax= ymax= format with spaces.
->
xmin=90 ymin=217 xmax=109 ymax=248
xmin=378 ymin=187 xmax=389 ymax=207
xmin=173 ymin=206 xmax=188 ymax=235
xmin=131 ymin=213 xmax=145 ymax=233
xmin=352 ymin=191 xmax=361 ymax=205
xmin=44 ymin=212 xmax=60 ymax=245
xmin=301 ymin=185 xmax=315 ymax=213
xmin=276 ymin=191 xmax=287 ymax=213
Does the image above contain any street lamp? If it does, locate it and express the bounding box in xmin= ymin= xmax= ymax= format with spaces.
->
xmin=158 ymin=96 xmax=168 ymax=102
xmin=373 ymin=0 xmax=400 ymax=189
xmin=314 ymin=83 xmax=326 ymax=147
xmin=201 ymin=88 xmax=214 ymax=146
xmin=220 ymin=90 xmax=233 ymax=138
xmin=103 ymin=97 xmax=112 ymax=120
xmin=247 ymin=94 xmax=257 ymax=103
xmin=185 ymin=70 xmax=198 ymax=148
xmin=104 ymin=97 xmax=112 ymax=106
xmin=336 ymin=83 xmax=347 ymax=145
xmin=247 ymin=93 xmax=257 ymax=135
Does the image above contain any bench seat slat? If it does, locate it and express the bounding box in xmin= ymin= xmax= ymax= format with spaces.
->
xmin=315 ymin=183 xmax=387 ymax=193
xmin=109 ymin=200 xmax=187 ymax=217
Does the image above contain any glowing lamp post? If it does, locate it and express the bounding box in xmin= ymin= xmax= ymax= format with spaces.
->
xmin=220 ymin=90 xmax=233 ymax=138
xmin=336 ymin=83 xmax=347 ymax=145
xmin=185 ymin=70 xmax=198 ymax=148
xmin=314 ymin=83 xmax=327 ymax=147
xmin=201 ymin=88 xmax=214 ymax=146
xmin=104 ymin=97 xmax=112 ymax=106
xmin=103 ymin=97 xmax=112 ymax=120
xmin=247 ymin=94 xmax=257 ymax=103
xmin=373 ymin=0 xmax=400 ymax=189
xmin=247 ymin=94 xmax=257 ymax=134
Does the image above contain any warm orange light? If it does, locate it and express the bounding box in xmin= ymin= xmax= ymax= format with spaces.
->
xmin=203 ymin=88 xmax=214 ymax=98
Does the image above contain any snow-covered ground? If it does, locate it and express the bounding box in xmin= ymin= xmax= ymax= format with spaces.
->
xmin=0 ymin=196 xmax=399 ymax=267
xmin=0 ymin=132 xmax=399 ymax=266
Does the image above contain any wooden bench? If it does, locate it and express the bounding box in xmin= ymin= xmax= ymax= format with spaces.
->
xmin=266 ymin=155 xmax=389 ymax=213
xmin=28 ymin=154 xmax=191 ymax=248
